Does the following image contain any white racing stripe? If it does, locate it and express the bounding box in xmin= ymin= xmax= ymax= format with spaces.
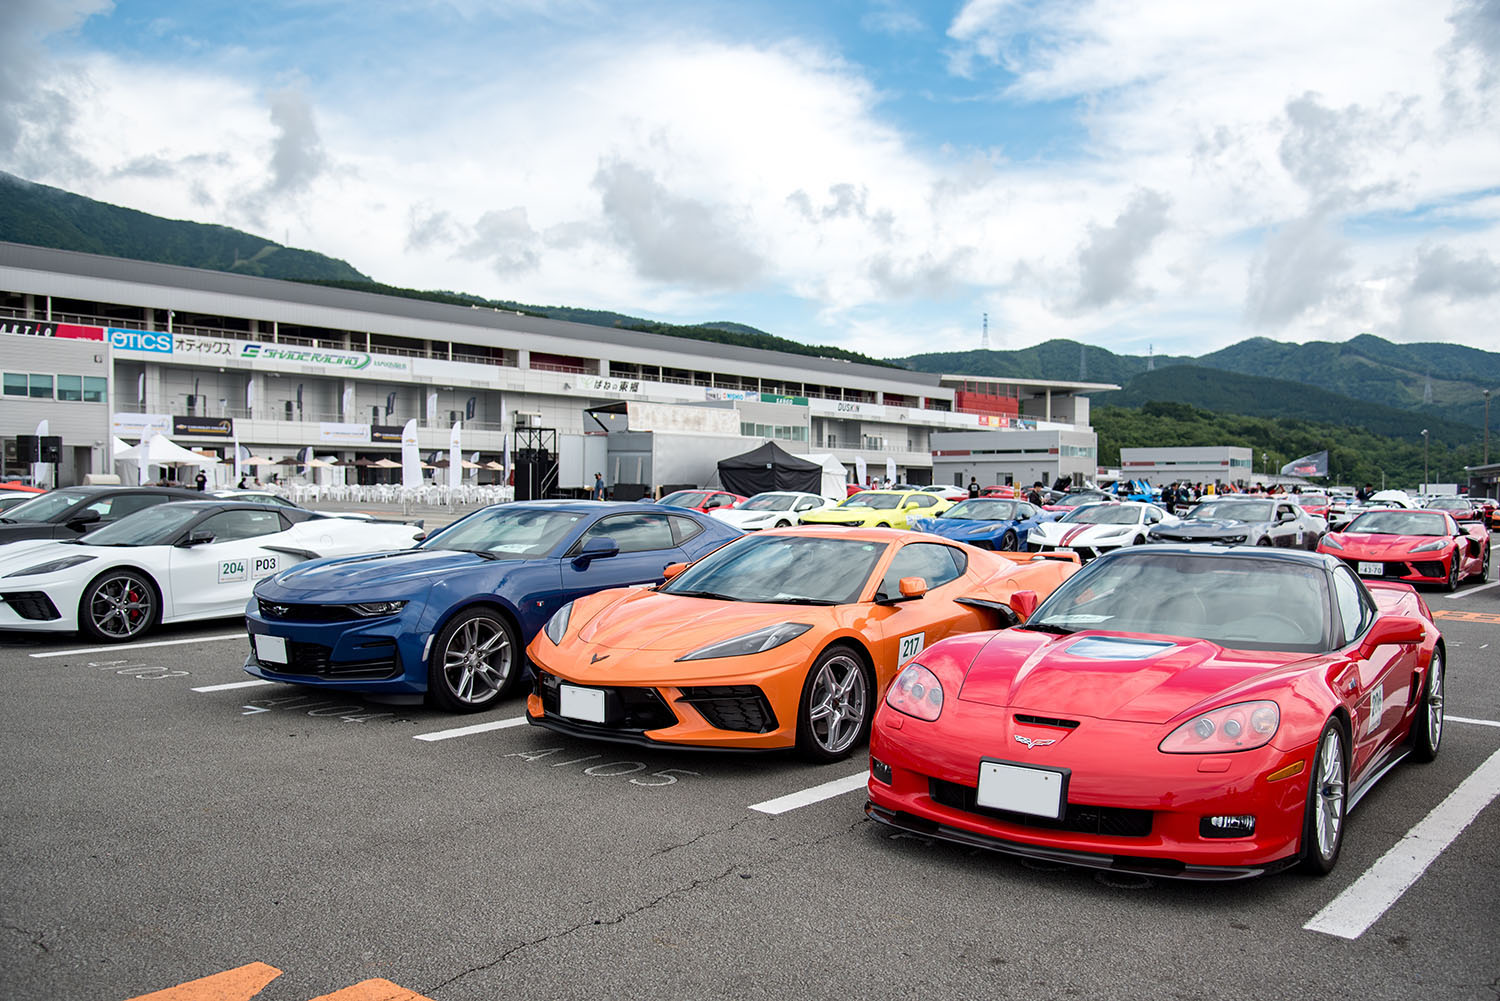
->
xmin=191 ymin=679 xmax=278 ymax=693
xmin=1304 ymin=745 xmax=1500 ymax=940
xmin=29 ymin=633 xmax=245 ymax=659
xmin=1447 ymin=579 xmax=1500 ymax=599
xmin=750 ymin=772 xmax=868 ymax=815
xmin=414 ymin=717 xmax=529 ymax=742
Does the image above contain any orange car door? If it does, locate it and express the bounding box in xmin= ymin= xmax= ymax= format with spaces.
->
xmin=865 ymin=542 xmax=989 ymax=690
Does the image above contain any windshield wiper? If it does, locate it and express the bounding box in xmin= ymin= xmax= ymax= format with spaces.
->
xmin=1018 ymin=622 xmax=1075 ymax=635
xmin=667 ymin=589 xmax=731 ymax=600
xmin=450 ymin=548 xmax=501 ymax=560
xmin=765 ymin=596 xmax=839 ymax=605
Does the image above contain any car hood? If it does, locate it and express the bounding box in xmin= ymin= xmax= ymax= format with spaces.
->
xmin=263 ymin=547 xmax=522 ymax=592
xmin=1030 ymin=522 xmax=1132 ymax=545
xmin=0 ymin=538 xmax=87 ymax=569
xmin=1326 ymin=532 xmax=1450 ymax=557
xmin=1154 ymin=519 xmax=1259 ymax=537
xmin=957 ymin=629 xmax=1306 ymax=724
xmin=575 ymin=587 xmax=826 ymax=653
xmin=713 ymin=509 xmax=786 ymax=527
xmin=908 ymin=518 xmax=1008 ymax=539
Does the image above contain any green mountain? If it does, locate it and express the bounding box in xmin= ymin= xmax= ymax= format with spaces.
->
xmin=899 ymin=342 xmax=1191 ymax=386
xmin=0 ymin=171 xmax=368 ymax=282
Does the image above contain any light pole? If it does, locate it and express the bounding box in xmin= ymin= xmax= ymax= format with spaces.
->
xmin=1421 ymin=428 xmax=1429 ymax=497
xmin=1484 ymin=389 xmax=1491 ymax=466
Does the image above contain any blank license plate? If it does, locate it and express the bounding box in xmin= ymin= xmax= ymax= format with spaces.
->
xmin=1357 ymin=561 xmax=1383 ymax=576
xmin=559 ymin=684 xmax=606 ymax=723
xmin=977 ymin=760 xmax=1066 ymax=819
xmin=254 ymin=634 xmax=287 ymax=664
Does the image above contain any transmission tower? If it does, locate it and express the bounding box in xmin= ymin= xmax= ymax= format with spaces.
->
xmin=1147 ymin=344 xmax=1154 ymax=372
xmin=981 ymin=313 xmax=989 ymax=350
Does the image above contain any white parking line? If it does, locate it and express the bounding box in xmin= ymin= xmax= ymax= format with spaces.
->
xmin=750 ymin=771 xmax=868 ymax=815
xmin=1447 ymin=579 xmax=1500 ymax=599
xmin=1449 ymin=715 xmax=1500 ymax=728
xmin=414 ymin=717 xmax=529 ymax=742
xmin=1304 ymin=745 xmax=1500 ymax=940
xmin=191 ymin=679 xmax=278 ymax=693
xmin=29 ymin=633 xmax=245 ymax=659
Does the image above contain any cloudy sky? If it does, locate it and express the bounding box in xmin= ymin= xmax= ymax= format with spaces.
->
xmin=3 ymin=0 xmax=1499 ymax=360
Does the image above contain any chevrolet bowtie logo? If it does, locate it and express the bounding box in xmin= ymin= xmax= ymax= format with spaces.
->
xmin=1014 ymin=735 xmax=1056 ymax=750
xmin=591 ymin=653 xmax=609 ymax=663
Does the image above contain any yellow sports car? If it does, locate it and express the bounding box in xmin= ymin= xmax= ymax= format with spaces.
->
xmin=798 ymin=490 xmax=952 ymax=530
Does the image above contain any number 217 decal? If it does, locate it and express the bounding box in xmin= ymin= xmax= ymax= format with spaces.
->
xmin=898 ymin=632 xmax=926 ymax=665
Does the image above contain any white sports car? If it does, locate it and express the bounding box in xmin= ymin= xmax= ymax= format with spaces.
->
xmin=710 ymin=491 xmax=836 ymax=530
xmin=1026 ymin=501 xmax=1177 ymax=560
xmin=0 ymin=500 xmax=425 ymax=642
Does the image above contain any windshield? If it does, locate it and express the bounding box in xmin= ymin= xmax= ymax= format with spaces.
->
xmin=842 ymin=493 xmax=902 ymax=510
xmin=1345 ymin=511 xmax=1448 ymax=537
xmin=2 ymin=489 xmax=89 ymax=523
xmin=1055 ymin=492 xmax=1105 ymax=507
xmin=420 ymin=507 xmax=583 ymax=557
xmin=79 ymin=504 xmax=203 ymax=546
xmin=1424 ymin=499 xmax=1467 ymax=511
xmin=658 ymin=491 xmax=707 ymax=508
xmin=1296 ymin=494 xmax=1329 ymax=506
xmin=1026 ymin=552 xmax=1330 ymax=652
xmin=661 ymin=534 xmax=886 ymax=604
xmin=739 ymin=494 xmax=797 ymax=512
xmin=1062 ymin=505 xmax=1139 ymax=525
xmin=941 ymin=499 xmax=1016 ymax=521
xmin=1187 ymin=500 xmax=1273 ymax=523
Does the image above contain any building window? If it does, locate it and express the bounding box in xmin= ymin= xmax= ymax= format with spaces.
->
xmin=28 ymin=374 xmax=52 ymax=399
xmin=57 ymin=375 xmax=83 ymax=401
xmin=83 ymin=377 xmax=107 ymax=403
xmin=3 ymin=373 xmax=27 ymax=397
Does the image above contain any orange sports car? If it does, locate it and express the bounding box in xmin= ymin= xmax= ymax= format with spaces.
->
xmin=526 ymin=528 xmax=1079 ymax=761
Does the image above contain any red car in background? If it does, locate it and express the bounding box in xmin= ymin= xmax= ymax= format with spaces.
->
xmin=1318 ymin=508 xmax=1489 ymax=591
xmin=1294 ymin=492 xmax=1330 ymax=519
xmin=1042 ymin=490 xmax=1117 ymax=513
xmin=867 ymin=546 xmax=1445 ymax=880
xmin=657 ymin=489 xmax=746 ymax=514
xmin=1423 ymin=496 xmax=1482 ymax=523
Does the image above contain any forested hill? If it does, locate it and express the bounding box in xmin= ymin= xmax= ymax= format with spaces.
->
xmin=0 ymin=171 xmax=368 ymax=282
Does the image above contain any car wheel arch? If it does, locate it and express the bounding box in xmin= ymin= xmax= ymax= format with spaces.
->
xmin=78 ymin=565 xmax=165 ymax=637
xmin=428 ymin=598 xmax=527 ymax=662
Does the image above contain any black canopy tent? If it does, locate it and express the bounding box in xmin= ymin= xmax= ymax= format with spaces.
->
xmin=716 ymin=442 xmax=822 ymax=496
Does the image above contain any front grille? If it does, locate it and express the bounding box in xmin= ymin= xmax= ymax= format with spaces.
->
xmin=676 ymin=685 xmax=777 ymax=733
xmin=257 ymin=599 xmax=359 ymax=622
xmin=929 ymin=778 xmax=1153 ymax=837
xmin=255 ymin=638 xmax=400 ymax=680
xmin=536 ymin=672 xmax=678 ymax=731
xmin=1 ymin=591 xmax=61 ymax=621
xmin=1412 ymin=561 xmax=1445 ymax=577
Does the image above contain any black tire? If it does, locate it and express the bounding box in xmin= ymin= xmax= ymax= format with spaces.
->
xmin=774 ymin=520 xmax=791 ymax=529
xmin=1443 ymin=553 xmax=1461 ymax=592
xmin=1468 ymin=544 xmax=1489 ymax=583
xmin=1410 ymin=647 xmax=1444 ymax=762
xmin=426 ymin=606 xmax=519 ymax=713
xmin=78 ymin=569 xmax=160 ymax=643
xmin=999 ymin=530 xmax=1018 ymax=552
xmin=875 ymin=522 xmax=890 ymax=529
xmin=1298 ymin=719 xmax=1348 ymax=875
xmin=1255 ymin=536 xmax=1273 ymax=547
xmin=795 ymin=644 xmax=874 ymax=763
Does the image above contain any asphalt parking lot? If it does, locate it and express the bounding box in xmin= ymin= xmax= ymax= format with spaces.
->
xmin=2 ymin=580 xmax=1498 ymax=1001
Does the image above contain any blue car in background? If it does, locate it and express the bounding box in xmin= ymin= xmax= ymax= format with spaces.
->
xmin=907 ymin=497 xmax=1054 ymax=551
xmin=243 ymin=501 xmax=742 ymax=712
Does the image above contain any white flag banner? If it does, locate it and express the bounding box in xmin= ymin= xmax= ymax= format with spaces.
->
xmin=342 ymin=384 xmax=355 ymax=420
xmin=137 ymin=373 xmax=146 ymax=408
xmin=400 ymin=419 xmax=422 ymax=489
xmin=885 ymin=457 xmax=897 ymax=485
xmin=233 ymin=435 xmax=243 ymax=483
xmin=448 ymin=421 xmax=463 ymax=491
xmin=32 ymin=420 xmax=50 ymax=490
xmin=854 ymin=456 xmax=867 ymax=487
xmin=246 ymin=376 xmax=255 ymax=416
xmin=426 ymin=391 xmax=438 ymax=427
xmin=137 ymin=427 xmax=155 ymax=485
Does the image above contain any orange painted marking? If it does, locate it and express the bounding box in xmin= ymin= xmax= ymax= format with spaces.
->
xmin=1434 ymin=610 xmax=1500 ymax=624
xmin=124 ymin=962 xmax=282 ymax=1001
xmin=308 ymin=980 xmax=435 ymax=1001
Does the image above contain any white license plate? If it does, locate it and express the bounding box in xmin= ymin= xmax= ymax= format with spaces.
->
xmin=559 ymin=684 xmax=606 ymax=723
xmin=976 ymin=760 xmax=1066 ymax=819
xmin=254 ymin=633 xmax=287 ymax=665
xmin=1358 ymin=561 xmax=1383 ymax=576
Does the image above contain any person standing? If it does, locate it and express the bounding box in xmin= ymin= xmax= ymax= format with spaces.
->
xmin=591 ymin=472 xmax=606 ymax=501
xmin=967 ymin=477 xmax=980 ymax=498
xmin=195 ymin=469 xmax=208 ymax=491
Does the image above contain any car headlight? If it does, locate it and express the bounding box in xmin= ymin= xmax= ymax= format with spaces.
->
xmin=5 ymin=554 xmax=97 ymax=577
xmin=1222 ymin=534 xmax=1246 ymax=544
xmin=348 ymin=601 xmax=408 ymax=617
xmin=1159 ymin=701 xmax=1279 ymax=753
xmin=1410 ymin=539 xmax=1448 ymax=553
xmin=1321 ymin=535 xmax=1343 ymax=550
xmin=886 ymin=662 xmax=944 ymax=721
xmin=544 ymin=602 xmax=573 ymax=644
xmin=676 ymin=622 xmax=811 ymax=661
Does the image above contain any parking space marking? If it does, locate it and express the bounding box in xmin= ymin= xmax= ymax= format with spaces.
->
xmin=124 ymin=961 xmax=282 ymax=1000
xmin=750 ymin=771 xmax=868 ymax=815
xmin=1449 ymin=715 xmax=1500 ymax=729
xmin=1447 ymin=579 xmax=1500 ymax=599
xmin=1433 ymin=610 xmax=1500 ymax=624
xmin=30 ymin=633 xmax=244 ymax=659
xmin=191 ymin=679 xmax=278 ymax=693
xmin=1304 ymin=745 xmax=1500 ymax=940
xmin=413 ymin=716 xmax=528 ymax=741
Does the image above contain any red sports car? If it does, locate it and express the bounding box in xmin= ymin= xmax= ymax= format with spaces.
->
xmin=1294 ymin=492 xmax=1330 ymax=519
xmin=656 ymin=489 xmax=746 ymax=514
xmin=1318 ymin=508 xmax=1489 ymax=591
xmin=866 ymin=546 xmax=1445 ymax=880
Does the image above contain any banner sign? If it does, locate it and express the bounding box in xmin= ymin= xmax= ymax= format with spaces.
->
xmin=759 ymin=393 xmax=809 ymax=406
xmin=112 ymin=413 xmax=173 ymax=437
xmin=172 ymin=416 xmax=235 ymax=438
xmin=319 ymin=422 xmax=372 ymax=445
xmin=0 ymin=321 xmax=105 ymax=340
xmin=108 ymin=328 xmax=174 ymax=353
xmin=1281 ymin=450 xmax=1329 ymax=477
xmin=371 ymin=424 xmax=406 ymax=444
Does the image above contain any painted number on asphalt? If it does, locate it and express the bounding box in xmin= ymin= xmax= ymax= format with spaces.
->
xmin=1434 ymin=610 xmax=1500 ymax=624
xmin=238 ymin=694 xmax=413 ymax=724
xmin=87 ymin=659 xmax=190 ymax=680
xmin=503 ymin=745 xmax=699 ymax=786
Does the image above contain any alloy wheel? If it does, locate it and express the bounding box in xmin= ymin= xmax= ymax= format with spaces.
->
xmin=88 ymin=573 xmax=155 ymax=640
xmin=441 ymin=616 xmax=513 ymax=705
xmin=1314 ymin=728 xmax=1345 ymax=860
xmin=806 ymin=653 xmax=868 ymax=755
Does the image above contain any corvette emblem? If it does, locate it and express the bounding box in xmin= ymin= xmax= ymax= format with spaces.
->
xmin=1014 ymin=735 xmax=1056 ymax=749
xmin=591 ymin=653 xmax=609 ymax=663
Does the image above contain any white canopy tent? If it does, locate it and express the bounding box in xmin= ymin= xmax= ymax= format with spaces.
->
xmin=116 ymin=435 xmax=221 ymax=488
xmin=802 ymin=452 xmax=852 ymax=500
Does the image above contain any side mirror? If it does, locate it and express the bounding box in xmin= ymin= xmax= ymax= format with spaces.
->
xmin=904 ymin=500 xmax=920 ymax=509
xmin=898 ymin=576 xmax=927 ymax=599
xmin=1279 ymin=511 xmax=1297 ymax=523
xmin=662 ymin=562 xmax=687 ymax=580
xmin=1009 ymin=589 xmax=1040 ymax=621
xmin=66 ymin=510 xmax=102 ymax=531
xmin=177 ymin=529 xmax=215 ymax=548
xmin=1357 ymin=615 xmax=1426 ymax=659
xmin=573 ymin=535 xmax=620 ymax=566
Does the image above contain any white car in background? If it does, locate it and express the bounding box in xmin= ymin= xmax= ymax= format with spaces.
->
xmin=709 ymin=491 xmax=836 ymax=530
xmin=1026 ymin=501 xmax=1177 ymax=560
xmin=919 ymin=484 xmax=972 ymax=502
xmin=1370 ymin=489 xmax=1418 ymax=509
xmin=0 ymin=500 xmax=425 ymax=642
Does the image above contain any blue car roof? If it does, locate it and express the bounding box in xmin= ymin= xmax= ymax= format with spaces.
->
xmin=500 ymin=500 xmax=703 ymax=515
xmin=1102 ymin=544 xmax=1340 ymax=570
